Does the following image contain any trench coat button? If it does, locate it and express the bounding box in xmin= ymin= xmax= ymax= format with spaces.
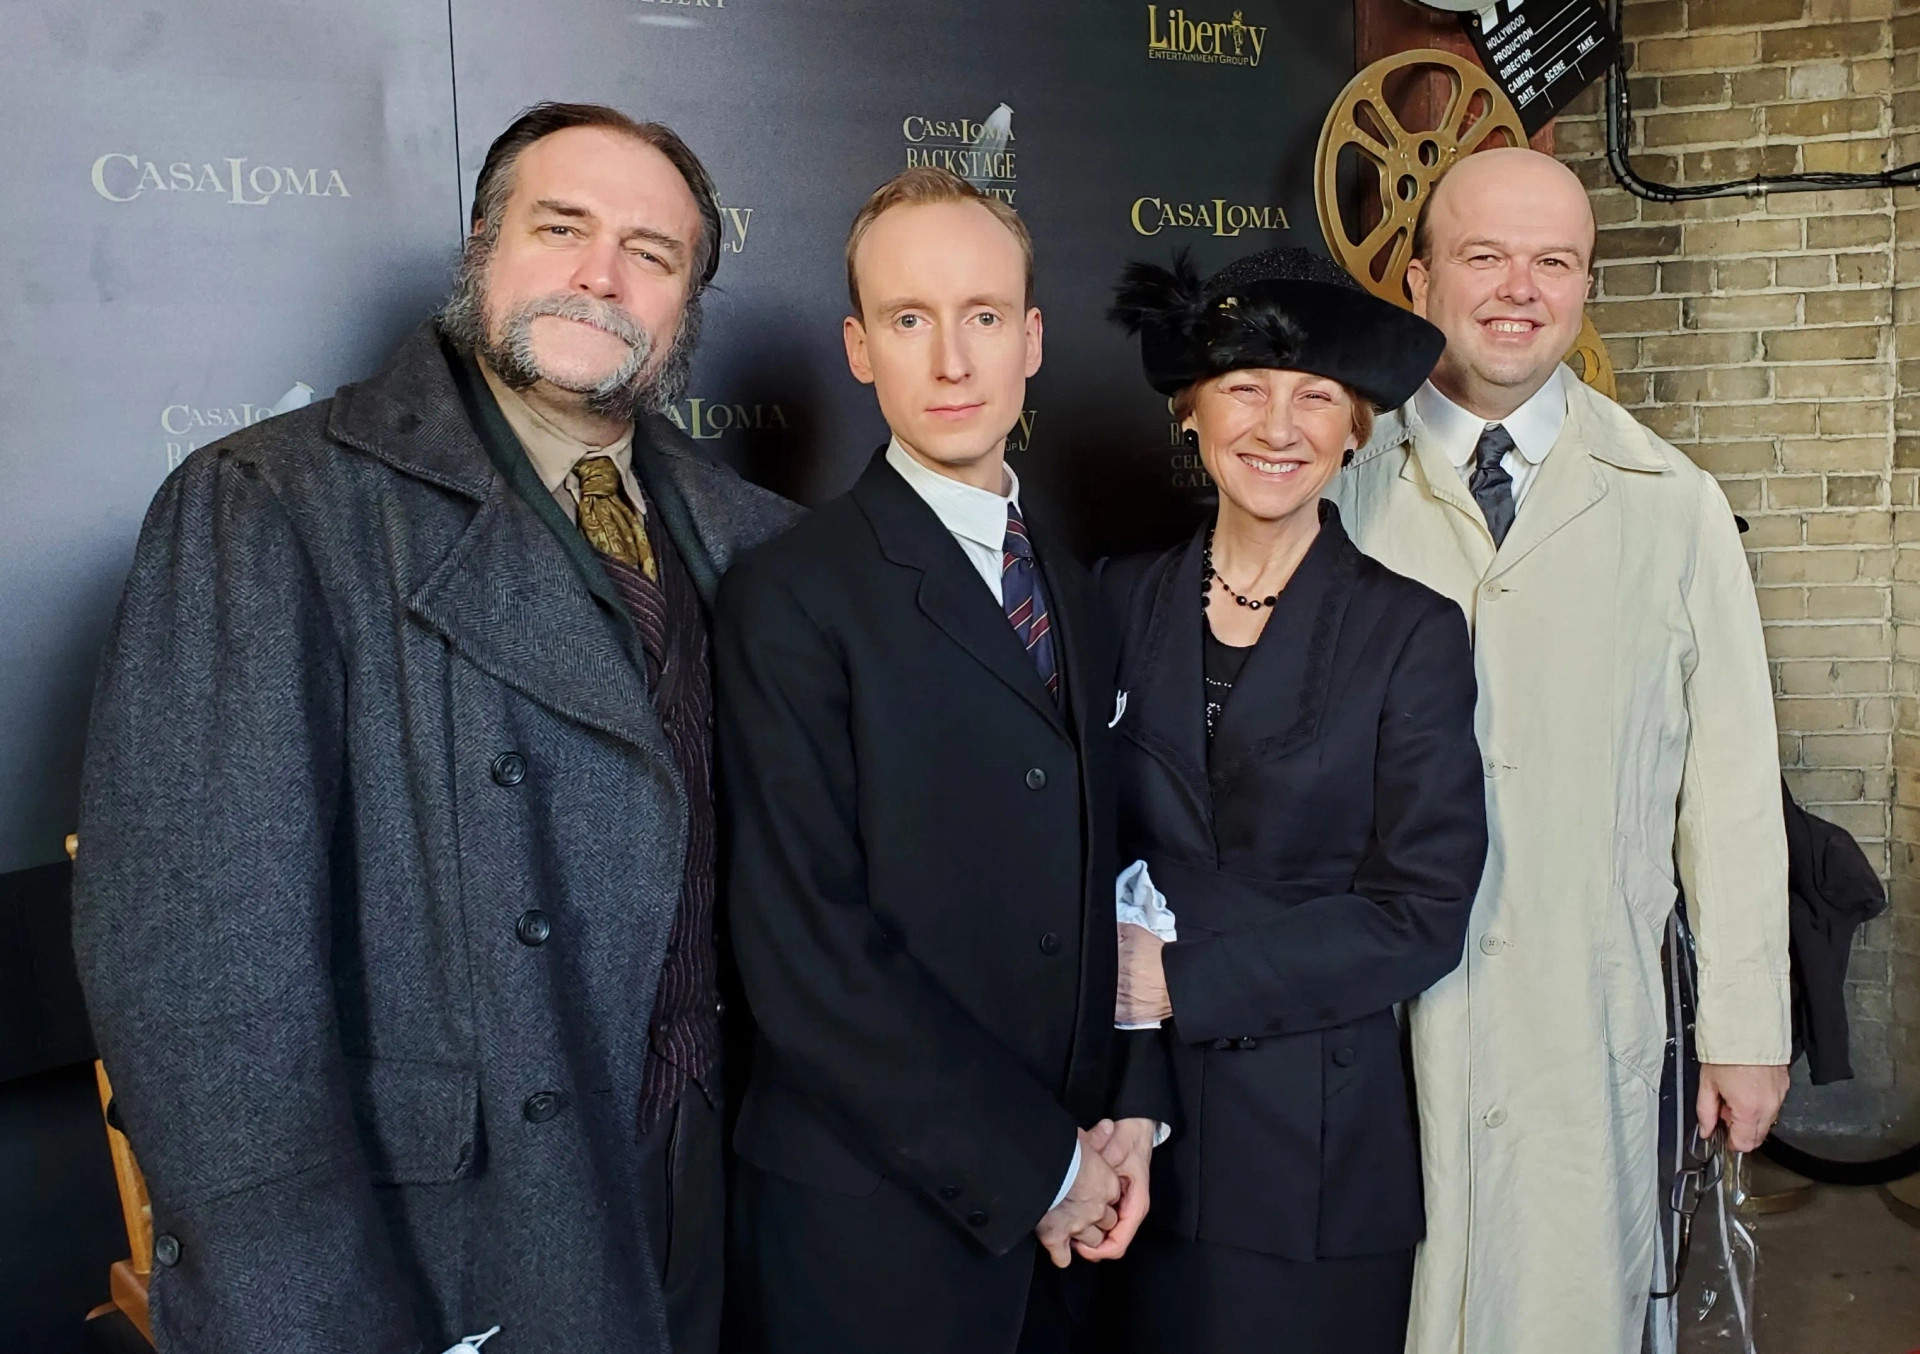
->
xmin=1332 ymin=1046 xmax=1357 ymax=1067
xmin=1039 ymin=932 xmax=1062 ymax=956
xmin=1479 ymin=934 xmax=1503 ymax=956
xmin=491 ymin=752 xmax=527 ymax=786
xmin=940 ymin=1185 xmax=962 ymax=1200
xmin=715 ymin=999 xmax=727 ymax=1016
xmin=523 ymin=1090 xmax=563 ymax=1123
xmin=153 ymin=1234 xmax=182 ymax=1267
xmin=1211 ymin=1038 xmax=1234 ymax=1051
xmin=967 ymin=1209 xmax=990 ymax=1228
xmin=516 ymin=910 xmax=551 ymax=947
xmin=1235 ymin=1036 xmax=1257 ymax=1050
xmin=1025 ymin=768 xmax=1047 ymax=790
xmin=1484 ymin=1106 xmax=1508 ymax=1129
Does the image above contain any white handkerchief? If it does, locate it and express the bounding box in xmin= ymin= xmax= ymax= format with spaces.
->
xmin=445 ymin=1327 xmax=500 ymax=1354
xmin=1115 ymin=859 xmax=1177 ymax=1030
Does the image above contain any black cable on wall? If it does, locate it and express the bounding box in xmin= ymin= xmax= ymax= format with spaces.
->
xmin=1605 ymin=0 xmax=1920 ymax=200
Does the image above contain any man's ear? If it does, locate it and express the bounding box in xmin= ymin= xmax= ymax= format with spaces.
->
xmin=843 ymin=314 xmax=875 ymax=386
xmin=1024 ymin=307 xmax=1044 ymax=379
xmin=1406 ymin=259 xmax=1431 ymax=317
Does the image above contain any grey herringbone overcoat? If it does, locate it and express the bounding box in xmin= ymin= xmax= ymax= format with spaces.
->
xmin=71 ymin=323 xmax=797 ymax=1354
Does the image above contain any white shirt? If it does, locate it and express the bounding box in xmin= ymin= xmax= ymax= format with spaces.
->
xmin=885 ymin=438 xmax=1020 ymax=603
xmin=1412 ymin=365 xmax=1568 ymax=513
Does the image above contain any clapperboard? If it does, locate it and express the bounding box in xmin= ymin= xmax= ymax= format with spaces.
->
xmin=1463 ymin=0 xmax=1621 ymax=134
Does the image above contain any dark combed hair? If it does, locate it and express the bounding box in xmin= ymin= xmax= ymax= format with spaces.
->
xmin=470 ymin=101 xmax=724 ymax=291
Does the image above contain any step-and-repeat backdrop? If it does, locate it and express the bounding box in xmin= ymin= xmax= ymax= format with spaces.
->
xmin=1 ymin=0 xmax=1351 ymax=876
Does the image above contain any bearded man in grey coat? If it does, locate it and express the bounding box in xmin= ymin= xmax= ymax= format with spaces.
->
xmin=71 ymin=102 xmax=796 ymax=1354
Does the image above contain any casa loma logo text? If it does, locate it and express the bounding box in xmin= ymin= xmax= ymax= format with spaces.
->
xmin=92 ymin=154 xmax=351 ymax=205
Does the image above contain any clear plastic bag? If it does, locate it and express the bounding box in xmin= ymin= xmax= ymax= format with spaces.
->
xmin=1646 ymin=911 xmax=1761 ymax=1354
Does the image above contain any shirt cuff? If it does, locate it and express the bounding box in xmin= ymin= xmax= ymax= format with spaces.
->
xmin=1050 ymin=1141 xmax=1082 ymax=1212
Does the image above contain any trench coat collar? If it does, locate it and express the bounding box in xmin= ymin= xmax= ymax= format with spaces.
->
xmin=853 ymin=447 xmax=1074 ymax=737
xmin=1128 ymin=502 xmax=1359 ymax=826
xmin=325 ymin=321 xmax=674 ymax=759
xmin=1393 ymin=371 xmax=1668 ymax=583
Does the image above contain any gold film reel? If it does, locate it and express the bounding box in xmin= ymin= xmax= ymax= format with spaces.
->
xmin=1313 ymin=49 xmax=1615 ymax=399
xmin=1315 ymin=49 xmax=1524 ymax=306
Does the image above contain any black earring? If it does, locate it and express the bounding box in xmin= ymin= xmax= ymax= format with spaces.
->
xmin=1183 ymin=428 xmax=1199 ymax=449
xmin=1342 ymin=448 xmax=1355 ymax=467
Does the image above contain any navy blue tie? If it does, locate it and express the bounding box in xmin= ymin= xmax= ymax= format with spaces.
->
xmin=1002 ymin=504 xmax=1060 ymax=702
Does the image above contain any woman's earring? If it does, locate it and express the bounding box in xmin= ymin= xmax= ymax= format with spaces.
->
xmin=1342 ymin=448 xmax=1355 ymax=467
xmin=1182 ymin=428 xmax=1199 ymax=449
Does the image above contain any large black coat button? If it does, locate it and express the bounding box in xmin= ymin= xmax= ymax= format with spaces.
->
xmin=491 ymin=752 xmax=527 ymax=786
xmin=523 ymin=1090 xmax=562 ymax=1123
xmin=1024 ymin=768 xmax=1047 ymax=790
xmin=1211 ymin=1038 xmax=1234 ymax=1051
xmin=153 ymin=1234 xmax=181 ymax=1267
xmin=1235 ymin=1036 xmax=1257 ymax=1050
xmin=1039 ymin=932 xmax=1062 ymax=956
xmin=967 ymin=1210 xmax=990 ymax=1228
xmin=1332 ymin=1046 xmax=1357 ymax=1067
xmin=940 ymin=1184 xmax=961 ymax=1200
xmin=516 ymin=910 xmax=551 ymax=947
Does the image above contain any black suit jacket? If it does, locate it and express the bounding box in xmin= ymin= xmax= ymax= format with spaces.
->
xmin=1099 ymin=504 xmax=1486 ymax=1262
xmin=714 ymin=450 xmax=1172 ymax=1337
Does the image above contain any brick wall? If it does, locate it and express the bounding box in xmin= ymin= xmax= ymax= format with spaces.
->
xmin=1556 ymin=0 xmax=1918 ymax=1137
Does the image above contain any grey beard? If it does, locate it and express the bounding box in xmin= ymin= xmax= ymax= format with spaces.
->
xmin=439 ymin=242 xmax=701 ymax=419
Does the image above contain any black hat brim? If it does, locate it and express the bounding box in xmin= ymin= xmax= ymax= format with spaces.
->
xmin=1113 ymin=256 xmax=1445 ymax=410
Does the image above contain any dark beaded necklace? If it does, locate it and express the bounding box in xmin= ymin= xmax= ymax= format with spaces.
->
xmin=1201 ymin=527 xmax=1280 ymax=611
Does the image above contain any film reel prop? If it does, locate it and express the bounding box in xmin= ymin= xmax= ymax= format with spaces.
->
xmin=1314 ymin=49 xmax=1615 ymax=399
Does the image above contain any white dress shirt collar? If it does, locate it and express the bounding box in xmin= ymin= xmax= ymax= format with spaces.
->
xmin=1414 ymin=365 xmax=1568 ymax=474
xmin=884 ymin=437 xmax=1021 ymax=552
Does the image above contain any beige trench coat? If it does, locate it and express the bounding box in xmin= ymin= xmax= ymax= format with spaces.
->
xmin=1328 ymin=377 xmax=1791 ymax=1354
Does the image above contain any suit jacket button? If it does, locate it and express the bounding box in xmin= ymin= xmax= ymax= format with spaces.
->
xmin=523 ymin=1091 xmax=563 ymax=1123
xmin=516 ymin=910 xmax=551 ymax=946
xmin=491 ymin=752 xmax=527 ymax=786
xmin=1236 ymin=1036 xmax=1257 ymax=1050
xmin=1211 ymin=1038 xmax=1233 ymax=1051
xmin=1025 ymin=768 xmax=1047 ymax=790
xmin=967 ymin=1210 xmax=990 ymax=1228
xmin=1039 ymin=932 xmax=1062 ymax=956
xmin=153 ymin=1234 xmax=181 ymax=1267
xmin=1332 ymin=1046 xmax=1357 ymax=1067
xmin=940 ymin=1185 xmax=962 ymax=1200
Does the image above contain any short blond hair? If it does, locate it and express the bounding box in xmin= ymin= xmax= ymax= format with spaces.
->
xmin=845 ymin=167 xmax=1035 ymax=318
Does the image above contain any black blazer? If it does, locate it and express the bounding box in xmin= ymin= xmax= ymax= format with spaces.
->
xmin=1100 ymin=503 xmax=1486 ymax=1262
xmin=715 ymin=451 xmax=1173 ymax=1338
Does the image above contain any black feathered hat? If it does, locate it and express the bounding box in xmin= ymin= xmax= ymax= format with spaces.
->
xmin=1109 ymin=247 xmax=1444 ymax=410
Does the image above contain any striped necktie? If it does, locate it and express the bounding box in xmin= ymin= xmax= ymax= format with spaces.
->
xmin=1002 ymin=502 xmax=1060 ymax=702
xmin=575 ymin=455 xmax=668 ymax=683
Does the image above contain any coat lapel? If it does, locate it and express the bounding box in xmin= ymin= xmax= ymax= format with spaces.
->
xmin=854 ymin=451 xmax=1067 ymax=734
xmin=1484 ymin=396 xmax=1611 ymax=586
xmin=328 ymin=324 xmax=671 ymax=760
xmin=1123 ymin=527 xmax=1214 ymax=828
xmin=408 ymin=488 xmax=669 ymax=756
xmin=1210 ymin=504 xmax=1358 ymax=777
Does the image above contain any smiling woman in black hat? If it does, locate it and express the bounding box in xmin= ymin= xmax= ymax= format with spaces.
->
xmin=1095 ymin=248 xmax=1489 ymax=1353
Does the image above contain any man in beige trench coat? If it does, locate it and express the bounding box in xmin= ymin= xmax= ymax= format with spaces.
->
xmin=1328 ymin=148 xmax=1792 ymax=1354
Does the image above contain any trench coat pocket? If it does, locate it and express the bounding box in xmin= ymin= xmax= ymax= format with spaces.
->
xmin=345 ymin=1057 xmax=482 ymax=1185
xmin=1602 ymin=843 xmax=1679 ymax=1085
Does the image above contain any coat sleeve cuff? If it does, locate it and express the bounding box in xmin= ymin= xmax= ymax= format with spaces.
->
xmin=1693 ymin=965 xmax=1793 ymax=1066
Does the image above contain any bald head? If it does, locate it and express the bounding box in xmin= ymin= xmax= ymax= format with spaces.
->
xmin=1406 ymin=147 xmax=1594 ymax=420
xmin=1416 ymin=147 xmax=1595 ymax=267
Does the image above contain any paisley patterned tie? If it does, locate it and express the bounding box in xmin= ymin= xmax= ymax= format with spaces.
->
xmin=576 ymin=454 xmax=658 ymax=581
